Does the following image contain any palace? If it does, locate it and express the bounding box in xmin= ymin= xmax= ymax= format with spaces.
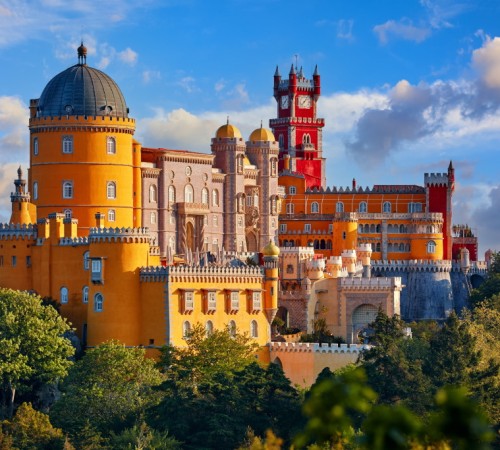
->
xmin=0 ymin=45 xmax=486 ymax=367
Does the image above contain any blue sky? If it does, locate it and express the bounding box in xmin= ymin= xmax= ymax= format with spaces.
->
xmin=0 ymin=0 xmax=499 ymax=255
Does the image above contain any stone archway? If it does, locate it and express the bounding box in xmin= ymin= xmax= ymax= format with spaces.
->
xmin=351 ymin=304 xmax=378 ymax=343
xmin=246 ymin=231 xmax=258 ymax=252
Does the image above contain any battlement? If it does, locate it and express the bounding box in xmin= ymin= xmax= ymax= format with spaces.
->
xmin=269 ymin=117 xmax=325 ymax=127
xmin=451 ymin=260 xmax=488 ymax=274
xmin=371 ymin=259 xmax=452 ymax=273
xmin=89 ymin=227 xmax=152 ymax=244
xmin=340 ymin=276 xmax=402 ymax=290
xmin=0 ymin=223 xmax=37 ymax=239
xmin=140 ymin=264 xmax=264 ymax=283
xmin=58 ymin=237 xmax=89 ymax=246
xmin=270 ymin=341 xmax=370 ymax=354
xmin=29 ymin=115 xmax=136 ymax=126
xmin=424 ymin=172 xmax=448 ymax=186
xmin=305 ymin=185 xmax=425 ymax=194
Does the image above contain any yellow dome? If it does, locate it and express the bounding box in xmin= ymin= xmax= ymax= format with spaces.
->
xmin=243 ymin=155 xmax=251 ymax=166
xmin=216 ymin=123 xmax=242 ymax=139
xmin=262 ymin=240 xmax=280 ymax=257
xmin=249 ymin=126 xmax=275 ymax=142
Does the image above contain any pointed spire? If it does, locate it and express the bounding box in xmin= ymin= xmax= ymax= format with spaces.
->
xmin=448 ymin=160 xmax=453 ymax=171
xmin=260 ymin=120 xmax=263 ymax=128
xmin=226 ymin=115 xmax=229 ymax=125
xmin=274 ymin=65 xmax=280 ymax=76
xmin=313 ymin=64 xmax=319 ymax=76
xmin=298 ymin=66 xmax=304 ymax=78
xmin=17 ymin=166 xmax=22 ymax=180
xmin=289 ymin=63 xmax=296 ymax=75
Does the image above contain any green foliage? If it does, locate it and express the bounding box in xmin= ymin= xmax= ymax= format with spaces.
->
xmin=51 ymin=340 xmax=164 ymax=441
xmin=150 ymin=325 xmax=302 ymax=449
xmin=295 ymin=367 xmax=377 ymax=449
xmin=109 ymin=422 xmax=180 ymax=450
xmin=0 ymin=288 xmax=74 ymax=417
xmin=470 ymin=253 xmax=500 ymax=308
xmin=2 ymin=402 xmax=66 ymax=449
xmin=299 ymin=318 xmax=345 ymax=344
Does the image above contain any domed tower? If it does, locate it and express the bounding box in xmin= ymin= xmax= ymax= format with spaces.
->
xmin=246 ymin=124 xmax=280 ymax=251
xmin=211 ymin=120 xmax=247 ymax=252
xmin=10 ymin=166 xmax=34 ymax=225
xmin=28 ymin=44 xmax=140 ymax=232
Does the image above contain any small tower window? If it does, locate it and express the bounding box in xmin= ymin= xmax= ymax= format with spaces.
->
xmin=149 ymin=185 xmax=157 ymax=203
xmin=289 ymin=186 xmax=296 ymax=195
xmin=183 ymin=321 xmax=191 ymax=338
xmin=251 ymin=320 xmax=258 ymax=338
xmin=336 ymin=202 xmax=344 ymax=213
xmin=62 ymin=181 xmax=73 ymax=199
xmin=359 ymin=202 xmax=367 ymax=213
xmin=150 ymin=211 xmax=157 ymax=224
xmin=212 ymin=189 xmax=219 ymax=207
xmin=62 ymin=136 xmax=73 ymax=154
xmin=278 ymin=134 xmax=284 ymax=149
xmin=184 ymin=184 xmax=194 ymax=203
xmin=106 ymin=136 xmax=116 ymax=154
xmin=64 ymin=209 xmax=72 ymax=220
xmin=168 ymin=185 xmax=176 ymax=204
xmin=311 ymin=202 xmax=319 ymax=213
xmin=205 ymin=320 xmax=214 ymax=337
xmin=94 ymin=293 xmax=103 ymax=312
xmin=383 ymin=202 xmax=391 ymax=213
xmin=427 ymin=240 xmax=436 ymax=254
xmin=83 ymin=251 xmax=90 ymax=270
xmin=108 ymin=209 xmax=115 ymax=222
xmin=33 ymin=182 xmax=38 ymax=200
xmin=33 ymin=137 xmax=39 ymax=156
xmin=286 ymin=203 xmax=294 ymax=215
xmin=82 ymin=286 xmax=89 ymax=304
xmin=60 ymin=287 xmax=69 ymax=304
xmin=201 ymin=188 xmax=209 ymax=205
xmin=107 ymin=181 xmax=116 ymax=199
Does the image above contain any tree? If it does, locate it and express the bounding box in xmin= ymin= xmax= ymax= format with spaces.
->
xmin=0 ymin=288 xmax=74 ymax=418
xmin=50 ymin=341 xmax=164 ymax=442
xmin=2 ymin=402 xmax=67 ymax=449
xmin=360 ymin=311 xmax=431 ymax=413
xmin=149 ymin=325 xmax=302 ymax=449
xmin=470 ymin=251 xmax=500 ymax=308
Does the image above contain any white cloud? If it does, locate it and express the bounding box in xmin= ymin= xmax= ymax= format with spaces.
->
xmin=214 ymin=79 xmax=226 ymax=92
xmin=0 ymin=96 xmax=29 ymax=163
xmin=142 ymin=70 xmax=161 ymax=84
xmin=472 ymin=36 xmax=500 ymax=88
xmin=118 ymin=47 xmax=138 ymax=65
xmin=177 ymin=76 xmax=198 ymax=93
xmin=97 ymin=56 xmax=110 ymax=70
xmin=374 ymin=19 xmax=431 ymax=44
xmin=337 ymin=19 xmax=354 ymax=41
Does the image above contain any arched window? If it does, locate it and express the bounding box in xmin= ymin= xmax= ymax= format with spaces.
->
xmin=358 ymin=202 xmax=367 ymax=213
xmin=64 ymin=209 xmax=72 ymax=220
xmin=106 ymin=136 xmax=116 ymax=154
xmin=108 ymin=209 xmax=115 ymax=222
xmin=376 ymin=243 xmax=381 ymax=252
xmin=302 ymin=133 xmax=311 ymax=144
xmin=82 ymin=286 xmax=89 ymax=304
xmin=62 ymin=136 xmax=73 ymax=154
xmin=83 ymin=251 xmax=90 ymax=270
xmin=184 ymin=184 xmax=194 ymax=203
xmin=289 ymin=186 xmax=296 ymax=195
xmin=62 ymin=181 xmax=73 ymax=199
xmin=150 ymin=212 xmax=157 ymax=224
xmin=33 ymin=181 xmax=38 ymax=200
xmin=107 ymin=181 xmax=116 ymax=199
xmin=383 ymin=202 xmax=391 ymax=213
xmin=278 ymin=134 xmax=284 ymax=149
xmin=168 ymin=185 xmax=176 ymax=204
xmin=60 ymin=287 xmax=68 ymax=304
xmin=205 ymin=320 xmax=213 ymax=337
xmin=286 ymin=203 xmax=294 ymax=214
xmin=311 ymin=202 xmax=319 ymax=213
xmin=149 ymin=185 xmax=157 ymax=203
xmin=212 ymin=189 xmax=219 ymax=207
xmin=183 ymin=321 xmax=191 ymax=338
xmin=33 ymin=137 xmax=39 ymax=156
xmin=201 ymin=188 xmax=209 ymax=205
xmin=213 ymin=215 xmax=218 ymax=227
xmin=94 ymin=293 xmax=103 ymax=312
xmin=229 ymin=320 xmax=236 ymax=337
xmin=251 ymin=320 xmax=258 ymax=338
xmin=336 ymin=202 xmax=344 ymax=213
xmin=237 ymin=155 xmax=244 ymax=174
xmin=427 ymin=240 xmax=436 ymax=254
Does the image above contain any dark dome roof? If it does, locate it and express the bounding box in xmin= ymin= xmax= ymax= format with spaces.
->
xmin=37 ymin=63 xmax=129 ymax=118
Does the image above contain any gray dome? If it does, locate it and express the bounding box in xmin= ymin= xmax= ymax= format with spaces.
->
xmin=37 ymin=63 xmax=129 ymax=118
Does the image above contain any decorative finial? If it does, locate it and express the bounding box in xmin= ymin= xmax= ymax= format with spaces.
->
xmin=274 ymin=65 xmax=280 ymax=77
xmin=260 ymin=120 xmax=263 ymax=129
xmin=17 ymin=166 xmax=22 ymax=179
xmin=77 ymin=41 xmax=87 ymax=65
xmin=226 ymin=115 xmax=229 ymax=125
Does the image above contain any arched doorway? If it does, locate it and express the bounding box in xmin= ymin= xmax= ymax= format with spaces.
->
xmin=246 ymin=231 xmax=258 ymax=252
xmin=351 ymin=304 xmax=378 ymax=343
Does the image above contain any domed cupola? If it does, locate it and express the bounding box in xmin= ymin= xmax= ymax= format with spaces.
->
xmin=215 ymin=118 xmax=242 ymax=139
xmin=249 ymin=123 xmax=275 ymax=142
xmin=36 ymin=44 xmax=129 ymax=118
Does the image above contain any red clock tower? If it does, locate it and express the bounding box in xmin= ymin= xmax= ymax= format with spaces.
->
xmin=270 ymin=64 xmax=326 ymax=189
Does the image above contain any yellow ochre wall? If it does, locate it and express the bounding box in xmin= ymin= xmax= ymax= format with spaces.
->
xmin=29 ymin=115 xmax=137 ymax=232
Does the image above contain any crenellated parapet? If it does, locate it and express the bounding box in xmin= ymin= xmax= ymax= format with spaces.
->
xmin=424 ymin=172 xmax=449 ymax=187
xmin=89 ymin=227 xmax=152 ymax=244
xmin=0 ymin=223 xmax=37 ymax=240
xmin=340 ymin=276 xmax=402 ymax=290
xmin=451 ymin=260 xmax=488 ymax=274
xmin=159 ymin=264 xmax=265 ymax=284
xmin=371 ymin=259 xmax=452 ymax=273
xmin=270 ymin=341 xmax=371 ymax=354
xmin=29 ymin=114 xmax=136 ymax=134
xmin=140 ymin=266 xmax=169 ymax=282
xmin=58 ymin=237 xmax=89 ymax=246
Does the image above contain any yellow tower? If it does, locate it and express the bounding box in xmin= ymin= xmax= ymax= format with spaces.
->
xmin=9 ymin=167 xmax=34 ymax=225
xmin=28 ymin=43 xmax=139 ymax=232
xmin=332 ymin=213 xmax=358 ymax=256
xmin=262 ymin=240 xmax=280 ymax=324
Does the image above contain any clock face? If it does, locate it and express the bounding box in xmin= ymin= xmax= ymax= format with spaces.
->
xmin=298 ymin=95 xmax=311 ymax=108
xmin=281 ymin=95 xmax=289 ymax=109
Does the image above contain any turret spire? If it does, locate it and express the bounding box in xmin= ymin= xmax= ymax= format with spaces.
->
xmin=77 ymin=41 xmax=87 ymax=65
